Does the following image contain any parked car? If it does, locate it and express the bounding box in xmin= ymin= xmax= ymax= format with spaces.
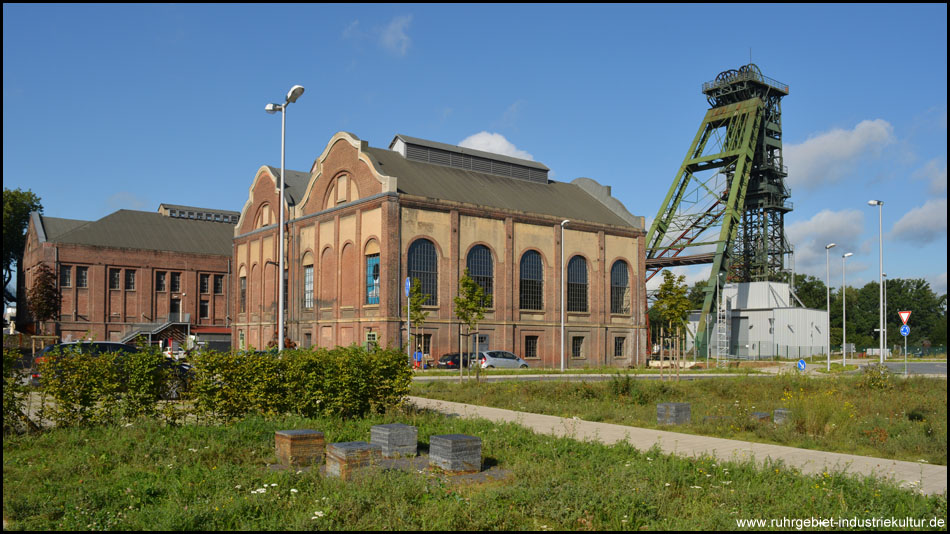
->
xmin=436 ymin=352 xmax=475 ymax=369
xmin=477 ymin=350 xmax=530 ymax=369
xmin=31 ymin=341 xmax=193 ymax=399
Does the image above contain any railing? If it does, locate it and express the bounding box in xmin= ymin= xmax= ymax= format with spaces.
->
xmin=703 ymin=71 xmax=789 ymax=94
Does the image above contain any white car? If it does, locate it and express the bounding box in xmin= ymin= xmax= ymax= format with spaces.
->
xmin=478 ymin=350 xmax=530 ymax=369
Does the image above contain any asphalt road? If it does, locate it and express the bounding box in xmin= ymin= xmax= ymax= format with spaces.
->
xmin=860 ymin=360 xmax=947 ymax=376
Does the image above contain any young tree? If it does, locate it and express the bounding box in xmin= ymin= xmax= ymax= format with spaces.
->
xmin=405 ymin=277 xmax=430 ymax=366
xmin=3 ymin=188 xmax=42 ymax=306
xmin=27 ymin=263 xmax=60 ymax=335
xmin=454 ymin=269 xmax=490 ymax=383
xmin=653 ymin=270 xmax=690 ymax=380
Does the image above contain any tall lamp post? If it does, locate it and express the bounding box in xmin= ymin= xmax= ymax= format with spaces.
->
xmin=883 ymin=272 xmax=888 ymax=360
xmin=266 ymin=84 xmax=305 ymax=352
xmin=560 ymin=219 xmax=570 ymax=372
xmin=842 ymin=252 xmax=853 ymax=366
xmin=825 ymin=243 xmax=836 ymax=372
xmin=868 ymin=199 xmax=884 ymax=365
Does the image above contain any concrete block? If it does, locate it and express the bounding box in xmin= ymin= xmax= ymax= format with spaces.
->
xmin=275 ymin=429 xmax=325 ymax=467
xmin=326 ymin=441 xmax=382 ymax=480
xmin=657 ymin=402 xmax=691 ymax=425
xmin=773 ymin=409 xmax=791 ymax=425
xmin=750 ymin=412 xmax=771 ymax=422
xmin=371 ymin=423 xmax=418 ymax=458
xmin=430 ymin=434 xmax=481 ymax=474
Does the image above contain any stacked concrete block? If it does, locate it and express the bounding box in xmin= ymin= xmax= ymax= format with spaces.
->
xmin=773 ymin=409 xmax=791 ymax=425
xmin=326 ymin=441 xmax=382 ymax=480
xmin=371 ymin=423 xmax=418 ymax=458
xmin=750 ymin=412 xmax=771 ymax=422
xmin=275 ymin=430 xmax=325 ymax=467
xmin=657 ymin=402 xmax=691 ymax=425
xmin=430 ymin=434 xmax=482 ymax=474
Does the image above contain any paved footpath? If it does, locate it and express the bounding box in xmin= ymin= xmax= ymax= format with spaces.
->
xmin=408 ymin=396 xmax=946 ymax=496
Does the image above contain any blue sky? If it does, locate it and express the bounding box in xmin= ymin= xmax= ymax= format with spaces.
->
xmin=3 ymin=4 xmax=947 ymax=296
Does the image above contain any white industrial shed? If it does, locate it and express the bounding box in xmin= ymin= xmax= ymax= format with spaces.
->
xmin=686 ymin=281 xmax=828 ymax=360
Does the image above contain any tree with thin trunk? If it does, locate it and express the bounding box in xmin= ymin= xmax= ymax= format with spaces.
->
xmin=27 ymin=263 xmax=60 ymax=335
xmin=454 ymin=269 xmax=490 ymax=383
xmin=653 ymin=270 xmax=690 ymax=381
xmin=405 ymin=277 xmax=430 ymax=367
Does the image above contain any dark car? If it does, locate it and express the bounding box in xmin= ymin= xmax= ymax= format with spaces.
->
xmin=32 ymin=342 xmax=192 ymax=399
xmin=436 ymin=352 xmax=475 ymax=369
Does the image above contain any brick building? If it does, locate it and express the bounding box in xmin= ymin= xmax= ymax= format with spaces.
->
xmin=234 ymin=132 xmax=648 ymax=367
xmin=19 ymin=206 xmax=237 ymax=348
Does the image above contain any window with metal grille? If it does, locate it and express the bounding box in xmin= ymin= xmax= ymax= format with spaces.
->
xmin=156 ymin=272 xmax=166 ymax=292
xmin=170 ymin=272 xmax=181 ymax=293
xmin=239 ymin=277 xmax=246 ymax=313
xmin=614 ymin=336 xmax=626 ymax=357
xmin=525 ymin=335 xmax=539 ymax=359
xmin=214 ymin=275 xmax=224 ymax=294
xmin=125 ymin=270 xmax=136 ymax=290
xmin=366 ymin=253 xmax=380 ymax=304
xmin=571 ymin=336 xmax=584 ymax=358
xmin=610 ymin=260 xmax=630 ymax=314
xmin=200 ymin=274 xmax=209 ymax=294
xmin=60 ymin=265 xmax=71 ymax=287
xmin=283 ymin=269 xmax=288 ymax=311
xmin=567 ymin=256 xmax=588 ymax=312
xmin=519 ymin=251 xmax=543 ymax=310
xmin=199 ymin=300 xmax=209 ymax=319
xmin=77 ymin=267 xmax=88 ymax=288
xmin=408 ymin=239 xmax=437 ymax=305
xmin=109 ymin=269 xmax=120 ymax=290
xmin=466 ymin=245 xmax=493 ymax=306
xmin=303 ymin=265 xmax=314 ymax=309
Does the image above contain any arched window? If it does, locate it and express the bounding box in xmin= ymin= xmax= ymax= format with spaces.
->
xmin=567 ymin=256 xmax=588 ymax=313
xmin=365 ymin=240 xmax=380 ymax=305
xmin=519 ymin=250 xmax=543 ymax=310
xmin=408 ymin=239 xmax=437 ymax=306
xmin=610 ymin=260 xmax=630 ymax=314
xmin=466 ymin=245 xmax=493 ymax=306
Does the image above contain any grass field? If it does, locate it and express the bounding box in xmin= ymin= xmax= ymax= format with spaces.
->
xmin=411 ymin=372 xmax=948 ymax=465
xmin=3 ymin=408 xmax=946 ymax=530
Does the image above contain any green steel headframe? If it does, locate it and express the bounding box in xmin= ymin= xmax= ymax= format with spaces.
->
xmin=645 ymin=64 xmax=792 ymax=357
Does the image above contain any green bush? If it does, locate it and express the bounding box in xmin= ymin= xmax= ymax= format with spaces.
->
xmin=3 ymin=347 xmax=29 ymax=434
xmin=859 ymin=363 xmax=893 ymax=390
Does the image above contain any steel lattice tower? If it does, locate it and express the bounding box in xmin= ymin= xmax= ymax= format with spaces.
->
xmin=645 ymin=64 xmax=792 ymax=357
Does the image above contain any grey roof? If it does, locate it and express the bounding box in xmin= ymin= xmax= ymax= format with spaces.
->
xmin=265 ymin=166 xmax=311 ymax=206
xmin=363 ymin=147 xmax=636 ymax=229
xmin=158 ymin=203 xmax=240 ymax=216
xmin=391 ymin=134 xmax=550 ymax=171
xmin=40 ymin=210 xmax=233 ymax=256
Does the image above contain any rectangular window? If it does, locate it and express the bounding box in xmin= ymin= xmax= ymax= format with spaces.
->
xmin=571 ymin=336 xmax=584 ymax=359
xmin=60 ymin=265 xmax=71 ymax=287
xmin=77 ymin=267 xmax=88 ymax=288
xmin=283 ymin=269 xmax=288 ymax=311
xmin=366 ymin=253 xmax=380 ymax=304
xmin=109 ymin=268 xmax=121 ymax=290
xmin=213 ymin=274 xmax=224 ymax=294
xmin=525 ymin=336 xmax=539 ymax=359
xmin=239 ymin=330 xmax=245 ymax=350
xmin=614 ymin=337 xmax=626 ymax=357
xmin=170 ymin=272 xmax=181 ymax=292
xmin=125 ymin=270 xmax=136 ymax=290
xmin=304 ymin=266 xmax=314 ymax=310
xmin=240 ymin=276 xmax=246 ymax=313
xmin=200 ymin=274 xmax=209 ymax=294
xmin=156 ymin=271 xmax=166 ymax=292
xmin=199 ymin=300 xmax=209 ymax=319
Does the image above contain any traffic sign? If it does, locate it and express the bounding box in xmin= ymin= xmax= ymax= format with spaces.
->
xmin=797 ymin=359 xmax=806 ymax=371
xmin=899 ymin=311 xmax=911 ymax=325
xmin=405 ymin=277 xmax=411 ymax=297
xmin=900 ymin=325 xmax=910 ymax=337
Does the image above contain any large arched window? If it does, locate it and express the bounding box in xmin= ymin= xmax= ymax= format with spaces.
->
xmin=408 ymin=239 xmax=438 ymax=306
xmin=567 ymin=256 xmax=588 ymax=313
xmin=519 ymin=250 xmax=543 ymax=310
xmin=610 ymin=260 xmax=630 ymax=314
xmin=466 ymin=245 xmax=493 ymax=306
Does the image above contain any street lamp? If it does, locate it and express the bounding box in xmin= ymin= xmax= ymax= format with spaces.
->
xmin=825 ymin=243 xmax=836 ymax=372
xmin=842 ymin=252 xmax=853 ymax=366
xmin=266 ymin=84 xmax=305 ymax=352
xmin=868 ymin=199 xmax=884 ymax=365
xmin=560 ymin=219 xmax=570 ymax=372
xmin=883 ymin=272 xmax=887 ymax=360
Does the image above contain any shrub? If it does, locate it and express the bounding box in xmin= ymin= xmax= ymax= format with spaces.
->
xmin=859 ymin=363 xmax=893 ymax=390
xmin=3 ymin=347 xmax=29 ymax=434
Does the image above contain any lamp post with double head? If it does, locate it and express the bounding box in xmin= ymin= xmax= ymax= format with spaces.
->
xmin=266 ymin=85 xmax=305 ymax=352
xmin=825 ymin=243 xmax=836 ymax=372
xmin=842 ymin=252 xmax=853 ymax=366
xmin=868 ymin=200 xmax=884 ymax=364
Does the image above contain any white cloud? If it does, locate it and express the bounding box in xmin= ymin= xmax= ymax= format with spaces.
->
xmin=889 ymin=198 xmax=948 ymax=244
xmin=380 ymin=15 xmax=412 ymax=56
xmin=786 ymin=209 xmax=865 ymax=277
xmin=913 ymin=159 xmax=948 ymax=194
xmin=342 ymin=20 xmax=360 ymax=39
xmin=458 ymin=132 xmax=534 ymax=161
xmin=928 ymin=272 xmax=947 ymax=295
xmin=784 ymin=119 xmax=895 ymax=189
xmin=106 ymin=191 xmax=147 ymax=212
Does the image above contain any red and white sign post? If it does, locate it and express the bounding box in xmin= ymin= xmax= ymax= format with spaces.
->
xmin=899 ymin=311 xmax=911 ymax=376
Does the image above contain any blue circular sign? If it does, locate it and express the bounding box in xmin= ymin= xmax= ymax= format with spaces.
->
xmin=405 ymin=277 xmax=411 ymax=297
xmin=797 ymin=359 xmax=806 ymax=371
xmin=900 ymin=324 xmax=910 ymax=337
